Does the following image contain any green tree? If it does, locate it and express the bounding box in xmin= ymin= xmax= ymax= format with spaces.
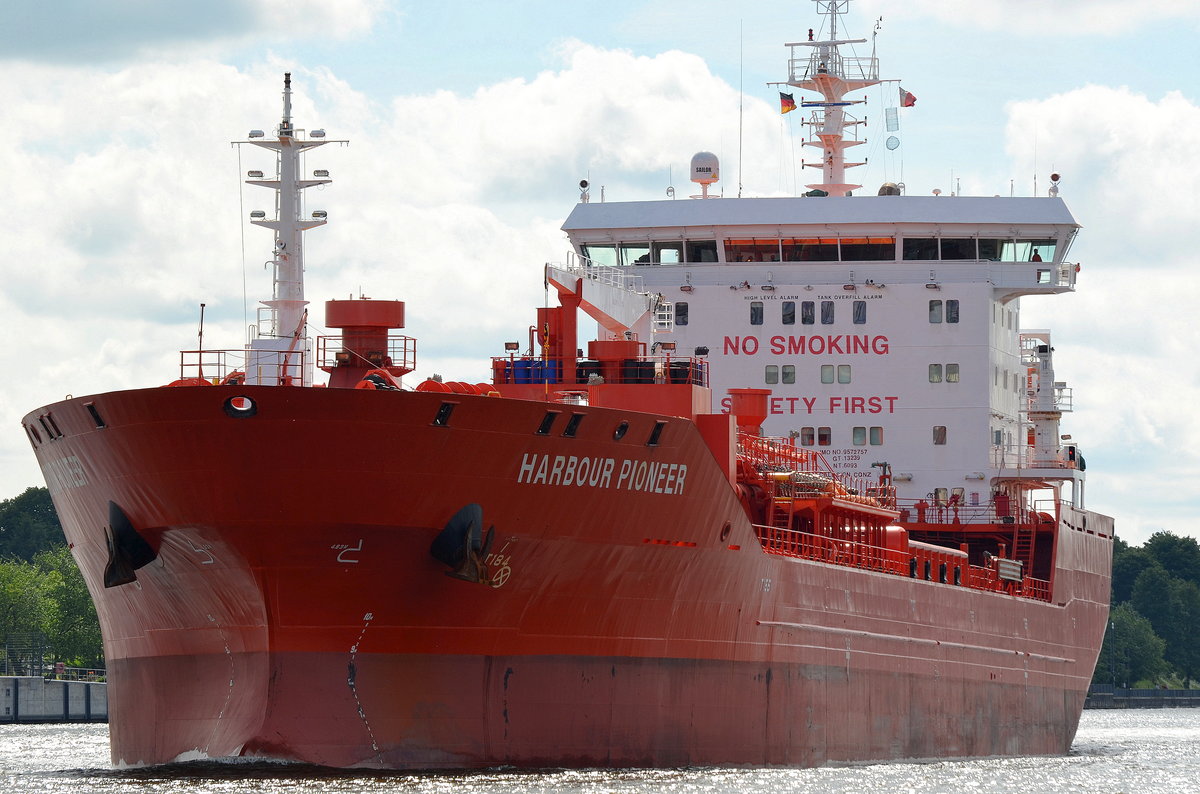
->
xmin=1130 ymin=563 xmax=1182 ymax=653
xmin=0 ymin=487 xmax=64 ymax=562
xmin=0 ymin=558 xmax=53 ymax=670
xmin=1093 ymin=603 xmax=1168 ymax=687
xmin=34 ymin=546 xmax=103 ymax=668
xmin=1112 ymin=545 xmax=1157 ymax=605
xmin=1169 ymin=580 xmax=1200 ymax=687
xmin=1143 ymin=531 xmax=1200 ymax=588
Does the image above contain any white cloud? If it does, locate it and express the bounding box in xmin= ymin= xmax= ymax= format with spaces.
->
xmin=0 ymin=0 xmax=388 ymax=63
xmin=861 ymin=0 xmax=1200 ymax=34
xmin=1010 ymin=85 xmax=1200 ymax=543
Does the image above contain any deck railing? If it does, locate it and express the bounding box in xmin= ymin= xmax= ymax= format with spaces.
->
xmin=753 ymin=523 xmax=1052 ymax=602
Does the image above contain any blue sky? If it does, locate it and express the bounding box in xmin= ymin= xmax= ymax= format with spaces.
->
xmin=1 ymin=0 xmax=1198 ymax=544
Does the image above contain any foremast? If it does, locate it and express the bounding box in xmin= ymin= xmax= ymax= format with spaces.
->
xmin=784 ymin=0 xmax=882 ymax=196
xmin=238 ymin=72 xmax=344 ymax=386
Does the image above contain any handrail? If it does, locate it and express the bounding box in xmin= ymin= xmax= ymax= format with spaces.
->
xmin=752 ymin=523 xmax=1052 ymax=602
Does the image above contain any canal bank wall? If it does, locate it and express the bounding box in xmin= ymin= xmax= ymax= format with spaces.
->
xmin=2 ymin=676 xmax=107 ymax=722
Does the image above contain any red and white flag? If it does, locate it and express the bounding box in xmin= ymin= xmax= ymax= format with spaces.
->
xmin=899 ymin=87 xmax=917 ymax=107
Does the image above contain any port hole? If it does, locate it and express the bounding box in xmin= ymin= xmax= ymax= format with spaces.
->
xmin=563 ymin=413 xmax=584 ymax=438
xmin=46 ymin=413 xmax=63 ymax=438
xmin=85 ymin=403 xmax=106 ymax=429
xmin=536 ymin=411 xmax=559 ymax=435
xmin=612 ymin=421 xmax=629 ymax=441
xmin=432 ymin=402 xmax=456 ymax=427
xmin=647 ymin=421 xmax=666 ymax=447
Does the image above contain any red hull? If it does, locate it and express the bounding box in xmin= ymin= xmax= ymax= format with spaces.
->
xmin=25 ymin=385 xmax=1112 ymax=768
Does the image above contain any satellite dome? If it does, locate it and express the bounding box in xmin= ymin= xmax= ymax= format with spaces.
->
xmin=690 ymin=152 xmax=719 ymax=186
xmin=877 ymin=182 xmax=901 ymax=196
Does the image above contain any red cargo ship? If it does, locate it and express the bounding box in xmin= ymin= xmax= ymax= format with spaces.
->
xmin=23 ymin=2 xmax=1112 ymax=769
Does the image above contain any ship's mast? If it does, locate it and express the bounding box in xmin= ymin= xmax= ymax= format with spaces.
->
xmin=784 ymin=0 xmax=882 ymax=196
xmin=238 ymin=73 xmax=343 ymax=386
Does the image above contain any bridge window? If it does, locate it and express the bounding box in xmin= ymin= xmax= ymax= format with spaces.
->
xmin=979 ymin=239 xmax=1003 ymax=260
xmin=685 ymin=240 xmax=718 ymax=262
xmin=582 ymin=244 xmax=616 ymax=267
xmin=1002 ymin=239 xmax=1057 ymax=262
xmin=726 ymin=239 xmax=781 ymax=262
xmin=783 ymin=238 xmax=838 ymax=261
xmin=940 ymin=238 xmax=976 ymax=260
xmin=619 ymin=243 xmax=650 ymax=266
xmin=652 ymin=241 xmax=683 ymax=263
xmin=841 ymin=237 xmax=895 ymax=260
xmin=902 ymin=237 xmax=938 ymax=260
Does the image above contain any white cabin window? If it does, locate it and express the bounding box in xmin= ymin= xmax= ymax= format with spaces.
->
xmin=674 ymin=302 xmax=688 ymax=326
xmin=853 ymin=300 xmax=867 ymax=324
xmin=750 ymin=301 xmax=764 ymax=325
xmin=933 ymin=426 xmax=948 ymax=445
xmin=838 ymin=365 xmax=852 ymax=384
xmin=946 ymin=300 xmax=959 ymax=323
xmin=801 ymin=301 xmax=815 ymax=325
xmin=820 ymin=365 xmax=834 ymax=384
xmin=929 ymin=300 xmax=943 ymax=323
xmin=800 ymin=427 xmax=815 ymax=446
xmin=870 ymin=426 xmax=884 ymax=445
xmin=946 ymin=363 xmax=960 ymax=383
xmin=852 ymin=426 xmax=867 ymax=445
xmin=821 ymin=301 xmax=835 ymax=324
xmin=929 ymin=364 xmax=943 ymax=383
xmin=765 ymin=365 xmax=779 ymax=384
xmin=782 ymin=365 xmax=796 ymax=384
xmin=782 ymin=301 xmax=796 ymax=325
xmin=817 ymin=427 xmax=832 ymax=446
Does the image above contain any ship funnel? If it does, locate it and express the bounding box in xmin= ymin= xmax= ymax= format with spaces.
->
xmin=728 ymin=388 xmax=771 ymax=436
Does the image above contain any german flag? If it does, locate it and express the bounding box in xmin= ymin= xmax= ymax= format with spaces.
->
xmin=780 ymin=92 xmax=796 ymax=114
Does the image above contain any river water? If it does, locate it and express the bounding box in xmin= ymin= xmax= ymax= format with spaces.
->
xmin=2 ymin=709 xmax=1196 ymax=793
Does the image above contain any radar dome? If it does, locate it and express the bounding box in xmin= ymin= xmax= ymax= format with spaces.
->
xmin=877 ymin=182 xmax=901 ymax=196
xmin=690 ymin=152 xmax=719 ymax=186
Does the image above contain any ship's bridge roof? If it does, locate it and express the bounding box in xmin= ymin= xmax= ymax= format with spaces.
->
xmin=562 ymin=196 xmax=1079 ymax=233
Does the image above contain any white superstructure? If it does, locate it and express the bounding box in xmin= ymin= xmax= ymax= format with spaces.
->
xmin=554 ymin=0 xmax=1088 ymax=514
